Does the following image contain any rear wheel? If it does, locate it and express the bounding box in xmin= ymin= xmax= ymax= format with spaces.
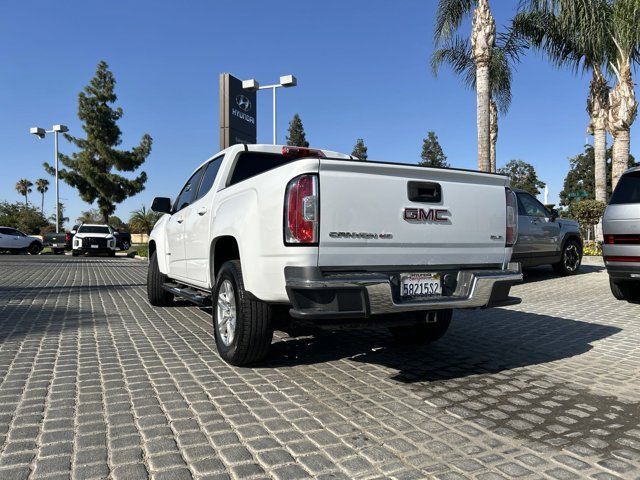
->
xmin=553 ymin=239 xmax=582 ymax=275
xmin=389 ymin=309 xmax=452 ymax=344
xmin=71 ymin=251 xmax=79 ymax=257
xmin=213 ymin=260 xmax=273 ymax=366
xmin=108 ymin=250 xmax=116 ymax=257
xmin=147 ymin=251 xmax=174 ymax=306
xmin=610 ymin=278 xmax=640 ymax=301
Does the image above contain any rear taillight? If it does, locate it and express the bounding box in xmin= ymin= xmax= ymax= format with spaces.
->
xmin=505 ymin=188 xmax=518 ymax=247
xmin=605 ymin=234 xmax=640 ymax=245
xmin=285 ymin=174 xmax=319 ymax=245
xmin=65 ymin=232 xmax=71 ymax=243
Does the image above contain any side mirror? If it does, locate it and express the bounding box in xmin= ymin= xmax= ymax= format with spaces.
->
xmin=151 ymin=197 xmax=172 ymax=214
xmin=550 ymin=208 xmax=559 ymax=221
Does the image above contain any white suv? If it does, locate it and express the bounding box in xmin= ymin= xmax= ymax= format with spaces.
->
xmin=72 ymin=224 xmax=117 ymax=257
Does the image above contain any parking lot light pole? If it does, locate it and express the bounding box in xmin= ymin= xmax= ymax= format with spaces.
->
xmin=243 ymin=75 xmax=297 ymax=145
xmin=29 ymin=124 xmax=69 ymax=233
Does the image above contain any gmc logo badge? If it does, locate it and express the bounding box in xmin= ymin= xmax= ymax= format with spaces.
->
xmin=403 ymin=208 xmax=450 ymax=223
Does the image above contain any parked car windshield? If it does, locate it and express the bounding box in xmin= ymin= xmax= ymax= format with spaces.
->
xmin=610 ymin=171 xmax=640 ymax=204
xmin=78 ymin=226 xmax=111 ymax=234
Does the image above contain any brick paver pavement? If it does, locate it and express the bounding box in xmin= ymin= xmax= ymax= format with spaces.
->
xmin=0 ymin=255 xmax=638 ymax=480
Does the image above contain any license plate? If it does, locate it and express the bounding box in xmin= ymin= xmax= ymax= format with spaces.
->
xmin=52 ymin=244 xmax=59 ymax=248
xmin=91 ymin=245 xmax=98 ymax=249
xmin=400 ymin=273 xmax=442 ymax=298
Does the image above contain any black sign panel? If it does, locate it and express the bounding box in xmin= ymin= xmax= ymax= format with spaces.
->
xmin=219 ymin=73 xmax=257 ymax=148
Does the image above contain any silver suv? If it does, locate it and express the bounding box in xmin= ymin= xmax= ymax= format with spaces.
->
xmin=603 ymin=167 xmax=640 ymax=301
xmin=511 ymin=189 xmax=583 ymax=275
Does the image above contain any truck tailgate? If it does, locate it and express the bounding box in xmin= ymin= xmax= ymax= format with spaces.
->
xmin=318 ymin=160 xmax=509 ymax=268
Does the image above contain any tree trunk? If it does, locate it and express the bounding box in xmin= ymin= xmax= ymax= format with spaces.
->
xmin=471 ymin=0 xmax=495 ymax=172
xmin=489 ymin=99 xmax=498 ymax=172
xmin=41 ymin=194 xmax=45 ymax=213
xmin=593 ymin=127 xmax=607 ymax=202
xmin=611 ymin=129 xmax=630 ymax=190
xmin=608 ymin=62 xmax=637 ymax=190
xmin=588 ymin=67 xmax=609 ymax=203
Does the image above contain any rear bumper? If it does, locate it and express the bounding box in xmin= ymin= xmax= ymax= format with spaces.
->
xmin=605 ymin=261 xmax=640 ymax=280
xmin=285 ymin=263 xmax=523 ymax=320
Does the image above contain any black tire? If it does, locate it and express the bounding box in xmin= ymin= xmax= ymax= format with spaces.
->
xmin=389 ymin=309 xmax=453 ymax=345
xmin=213 ymin=260 xmax=273 ymax=366
xmin=610 ymin=278 xmax=640 ymax=301
xmin=108 ymin=250 xmax=116 ymax=257
xmin=9 ymin=250 xmax=20 ymax=255
xmin=71 ymin=251 xmax=79 ymax=257
xmin=147 ymin=251 xmax=174 ymax=306
xmin=553 ymin=238 xmax=582 ymax=276
xmin=28 ymin=242 xmax=43 ymax=255
xmin=53 ymin=249 xmax=64 ymax=255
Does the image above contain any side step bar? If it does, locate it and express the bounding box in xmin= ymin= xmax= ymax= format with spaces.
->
xmin=162 ymin=282 xmax=211 ymax=306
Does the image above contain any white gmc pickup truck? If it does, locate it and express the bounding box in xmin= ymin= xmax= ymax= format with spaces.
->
xmin=147 ymin=144 xmax=522 ymax=365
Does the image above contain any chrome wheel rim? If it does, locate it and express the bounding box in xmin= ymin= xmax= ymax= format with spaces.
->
xmin=216 ymin=280 xmax=237 ymax=346
xmin=564 ymin=244 xmax=581 ymax=272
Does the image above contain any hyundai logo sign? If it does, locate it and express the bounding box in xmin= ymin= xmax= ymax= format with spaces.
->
xmin=220 ymin=73 xmax=257 ymax=148
xmin=235 ymin=94 xmax=251 ymax=112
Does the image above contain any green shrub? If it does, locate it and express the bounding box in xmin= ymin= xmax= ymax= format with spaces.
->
xmin=583 ymin=240 xmax=602 ymax=256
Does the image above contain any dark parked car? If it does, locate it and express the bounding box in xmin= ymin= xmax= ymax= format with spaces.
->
xmin=42 ymin=231 xmax=72 ymax=254
xmin=511 ymin=189 xmax=583 ymax=275
xmin=113 ymin=230 xmax=131 ymax=251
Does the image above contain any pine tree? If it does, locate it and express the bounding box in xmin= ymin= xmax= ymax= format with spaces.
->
xmin=351 ymin=138 xmax=368 ymax=160
xmin=286 ymin=114 xmax=309 ymax=147
xmin=419 ymin=131 xmax=449 ymax=168
xmin=45 ymin=61 xmax=152 ymax=223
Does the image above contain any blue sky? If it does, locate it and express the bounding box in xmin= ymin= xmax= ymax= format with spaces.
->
xmin=1 ymin=0 xmax=636 ymax=226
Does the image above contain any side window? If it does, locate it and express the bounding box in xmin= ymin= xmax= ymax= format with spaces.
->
xmin=194 ymin=156 xmax=223 ymax=202
xmin=0 ymin=228 xmax=11 ymax=235
xmin=174 ymin=167 xmax=205 ymax=212
xmin=518 ymin=194 xmax=548 ymax=218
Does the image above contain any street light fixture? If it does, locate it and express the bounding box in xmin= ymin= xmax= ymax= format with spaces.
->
xmin=242 ymin=75 xmax=297 ymax=145
xmin=30 ymin=124 xmax=69 ymax=233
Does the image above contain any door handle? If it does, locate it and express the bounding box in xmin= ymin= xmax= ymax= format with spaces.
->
xmin=176 ymin=217 xmax=183 ymax=224
xmin=197 ymin=207 xmax=207 ymax=216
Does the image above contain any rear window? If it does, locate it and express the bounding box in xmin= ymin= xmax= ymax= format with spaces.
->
xmin=228 ymin=152 xmax=294 ymax=186
xmin=78 ymin=226 xmax=111 ymax=234
xmin=610 ymin=171 xmax=640 ymax=204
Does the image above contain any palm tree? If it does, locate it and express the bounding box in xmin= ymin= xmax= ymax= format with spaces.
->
xmin=511 ymin=2 xmax=611 ymax=201
xmin=15 ymin=179 xmax=33 ymax=206
xmin=432 ymin=34 xmax=520 ymax=171
xmin=129 ymin=205 xmax=162 ymax=236
xmin=35 ymin=178 xmax=49 ymax=213
xmin=607 ymin=0 xmax=640 ymax=188
xmin=435 ymin=0 xmax=496 ymax=171
xmin=513 ymin=0 xmax=640 ymax=191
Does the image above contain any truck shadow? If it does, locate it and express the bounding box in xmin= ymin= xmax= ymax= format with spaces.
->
xmin=263 ymin=308 xmax=620 ymax=384
xmin=521 ymin=264 xmax=604 ymax=283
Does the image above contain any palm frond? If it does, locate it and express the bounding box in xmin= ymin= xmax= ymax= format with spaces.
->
xmin=431 ymin=34 xmax=518 ymax=115
xmin=434 ymin=0 xmax=475 ymax=45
